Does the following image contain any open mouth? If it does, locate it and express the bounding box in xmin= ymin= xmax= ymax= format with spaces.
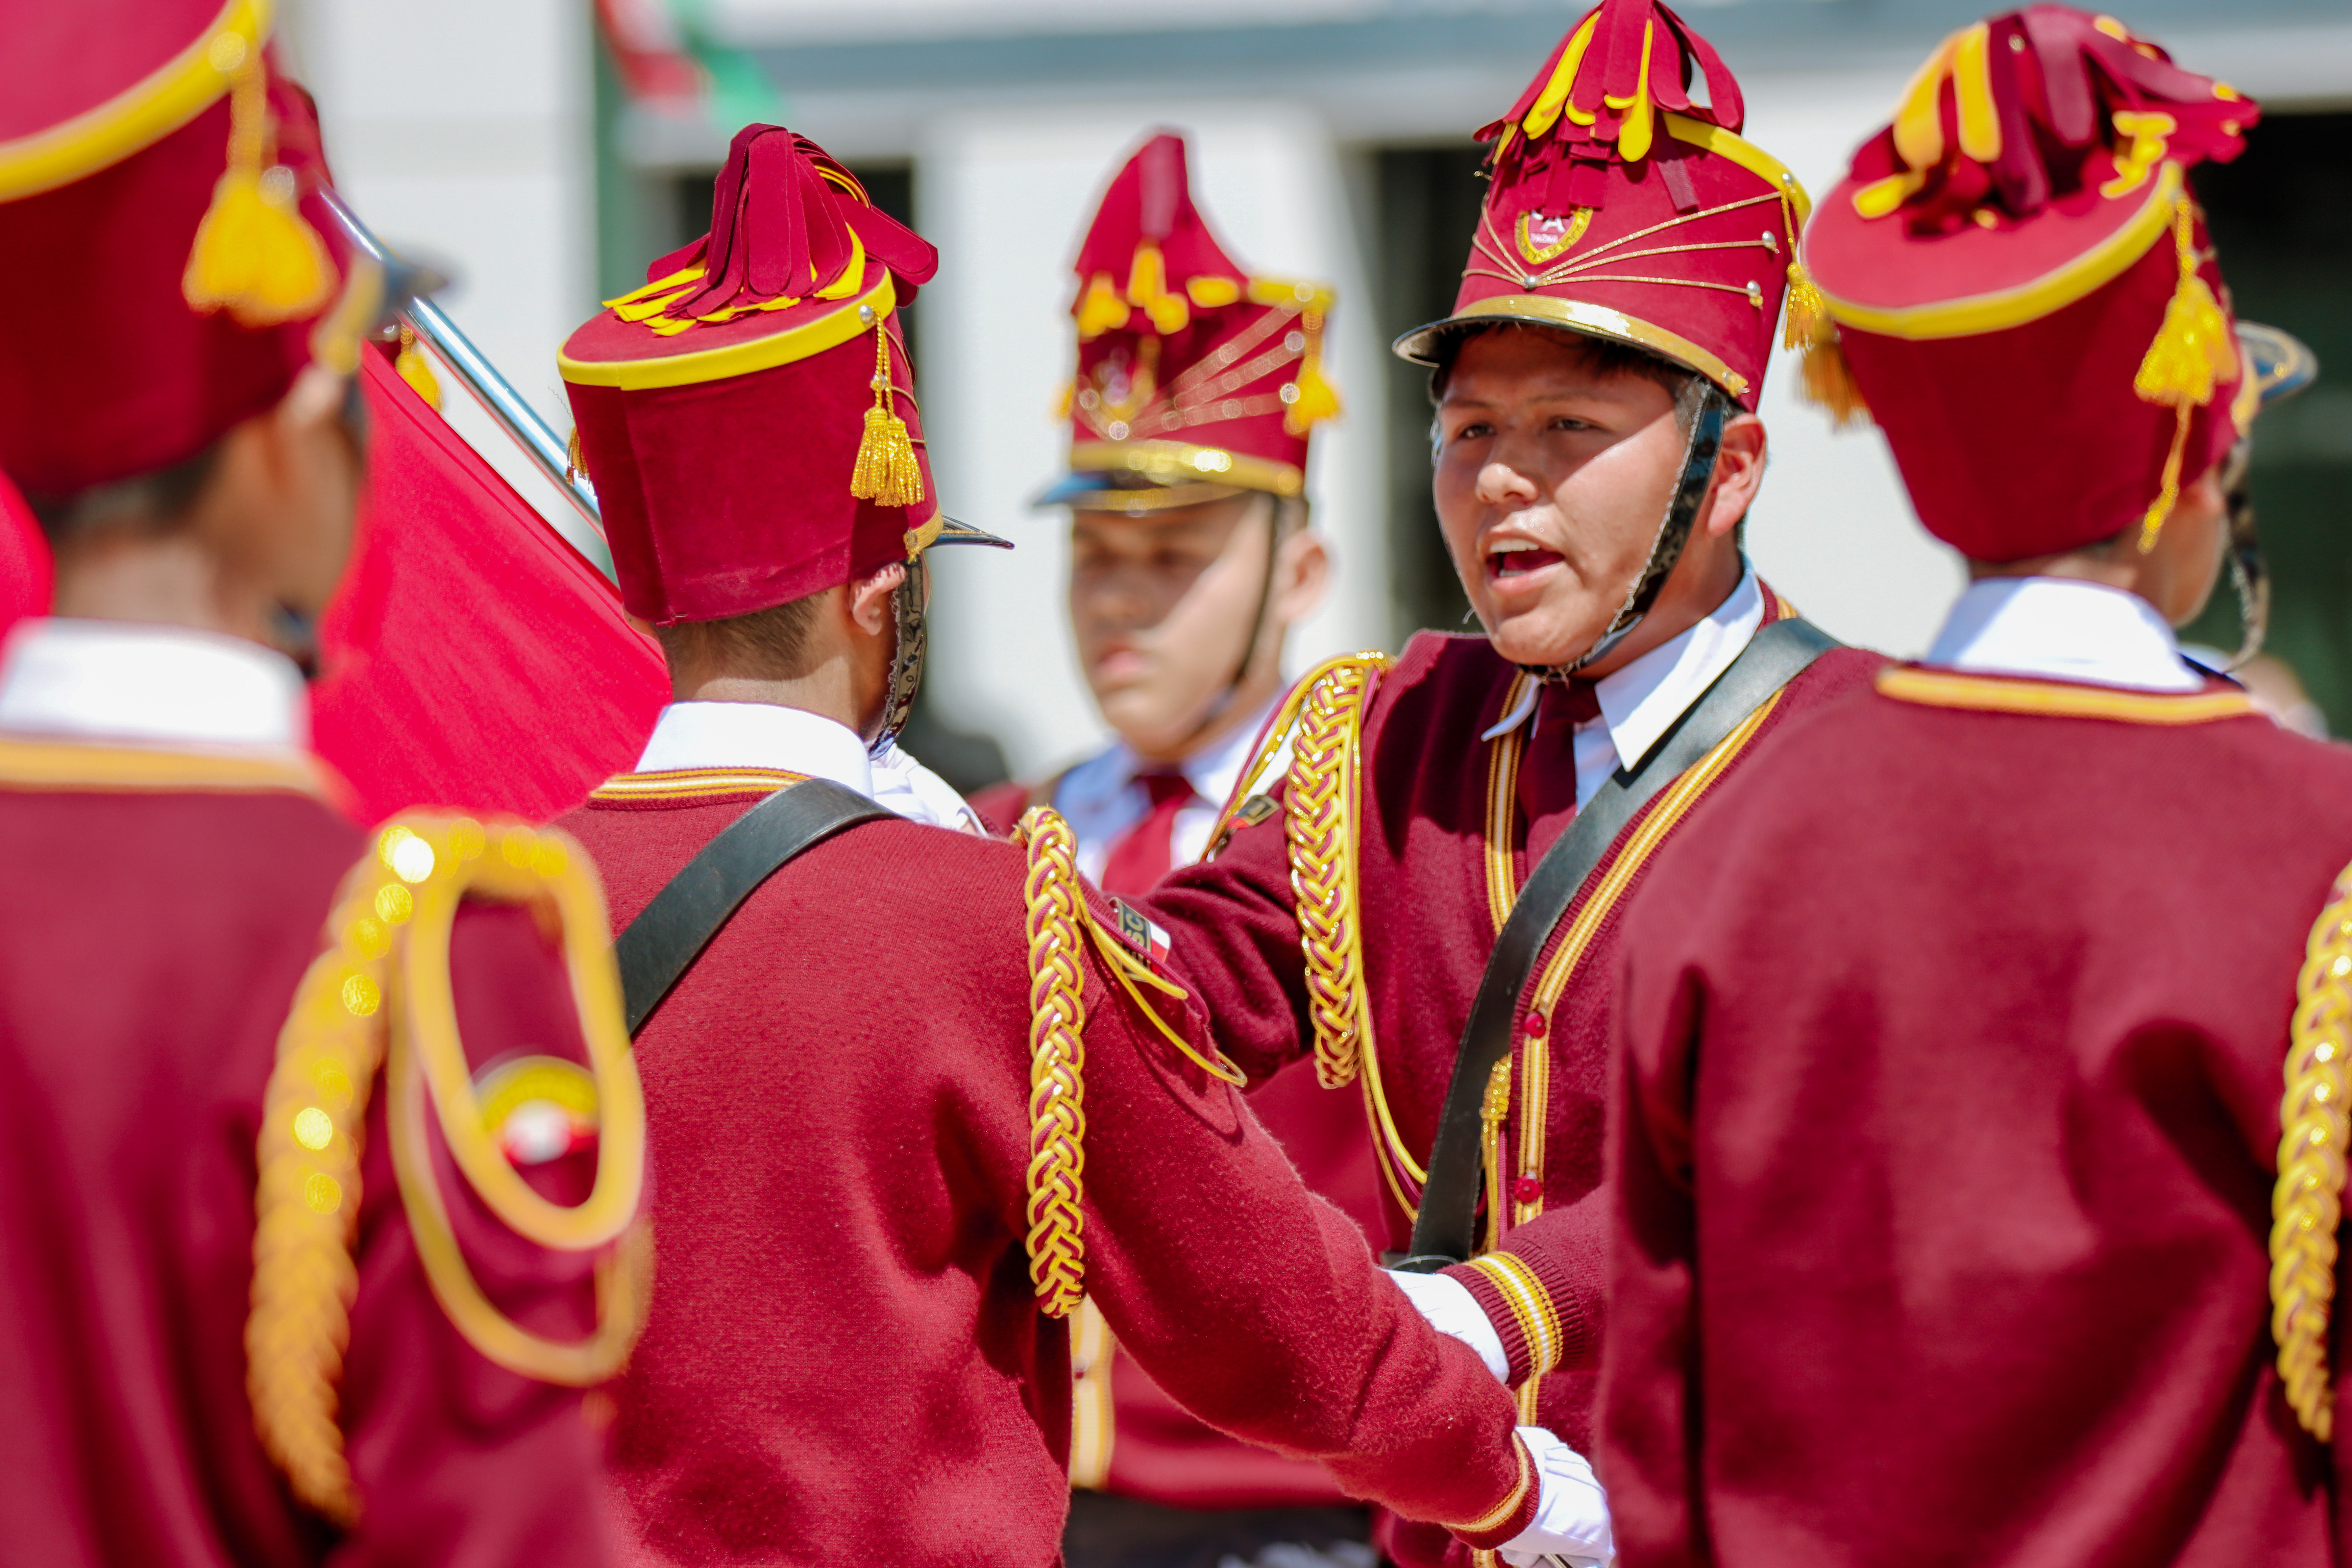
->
xmin=1486 ymin=539 xmax=1564 ymax=580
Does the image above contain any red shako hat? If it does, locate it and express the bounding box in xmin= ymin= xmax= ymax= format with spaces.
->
xmin=0 ymin=0 xmax=362 ymax=499
xmin=1394 ymin=0 xmax=1812 ymax=411
xmin=1046 ymin=132 xmax=1341 ymax=512
xmin=562 ymin=125 xmax=1001 ymax=625
xmin=1802 ymin=5 xmax=2256 ymax=561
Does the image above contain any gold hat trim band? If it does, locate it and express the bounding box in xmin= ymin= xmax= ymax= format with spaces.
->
xmin=0 ymin=0 xmax=270 ymax=202
xmin=1813 ymin=162 xmax=2181 ymax=342
xmin=559 ymin=273 xmax=896 ymax=391
xmin=1068 ymin=440 xmax=1304 ymax=498
xmin=1405 ymin=295 xmax=1749 ymax=399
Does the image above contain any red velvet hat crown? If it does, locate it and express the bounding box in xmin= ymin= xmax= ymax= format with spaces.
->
xmin=1050 ymin=132 xmax=1340 ymax=512
xmin=561 ymin=125 xmax=976 ymax=625
xmin=0 ymin=0 xmax=358 ymax=497
xmin=1393 ymin=0 xmax=1811 ymax=412
xmin=1802 ymin=5 xmax=2257 ymax=561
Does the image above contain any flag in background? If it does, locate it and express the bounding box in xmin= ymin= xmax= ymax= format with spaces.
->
xmin=310 ymin=346 xmax=668 ymax=824
xmin=595 ymin=0 xmax=782 ymax=130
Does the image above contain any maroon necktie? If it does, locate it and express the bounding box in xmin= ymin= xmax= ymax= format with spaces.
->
xmin=1100 ymin=770 xmax=1197 ymax=897
xmin=1553 ymin=678 xmax=1602 ymax=730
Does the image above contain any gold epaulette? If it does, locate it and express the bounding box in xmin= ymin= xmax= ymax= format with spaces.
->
xmin=1011 ymin=807 xmax=1242 ymax=1319
xmin=248 ymin=814 xmax=652 ymax=1522
xmin=2274 ymin=861 xmax=2352 ymax=1441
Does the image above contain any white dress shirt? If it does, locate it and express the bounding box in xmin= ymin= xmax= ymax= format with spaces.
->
xmin=631 ymin=700 xmax=982 ymax=833
xmin=1052 ymin=692 xmax=1287 ymax=883
xmin=1483 ymin=563 xmax=1767 ymax=810
xmin=0 ymin=617 xmax=309 ymax=751
xmin=1922 ymin=576 xmax=2203 ymax=691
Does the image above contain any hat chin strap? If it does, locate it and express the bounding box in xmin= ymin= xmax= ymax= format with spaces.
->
xmin=2215 ymin=439 xmax=2270 ymax=673
xmin=1162 ymin=494 xmax=1285 ymax=757
xmin=869 ymin=553 xmax=930 ymax=757
xmin=1520 ymin=390 xmax=1728 ymax=683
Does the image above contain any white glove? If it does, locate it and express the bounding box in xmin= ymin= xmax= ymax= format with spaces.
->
xmin=1383 ymin=1267 xmax=1510 ymax=1382
xmin=867 ymin=741 xmax=985 ymax=834
xmin=1498 ymin=1425 xmax=1614 ymax=1568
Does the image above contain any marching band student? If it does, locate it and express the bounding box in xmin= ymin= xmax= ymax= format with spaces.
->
xmin=1604 ymin=12 xmax=2352 ymax=1562
xmin=0 ymin=4 xmax=645 ymax=1561
xmin=971 ymin=133 xmax=1391 ymax=1568
xmin=553 ymin=123 xmax=1610 ymax=1568
xmin=1131 ymin=6 xmax=1883 ymax=1560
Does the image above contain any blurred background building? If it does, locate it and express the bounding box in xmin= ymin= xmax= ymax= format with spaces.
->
xmin=279 ymin=0 xmax=2352 ymax=785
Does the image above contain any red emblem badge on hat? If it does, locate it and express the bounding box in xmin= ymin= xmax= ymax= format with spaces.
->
xmin=1393 ymin=0 xmax=1814 ymax=410
xmin=1047 ymin=132 xmax=1340 ymax=512
xmin=1800 ymin=5 xmax=2258 ymax=561
xmin=562 ymin=126 xmax=1004 ymax=625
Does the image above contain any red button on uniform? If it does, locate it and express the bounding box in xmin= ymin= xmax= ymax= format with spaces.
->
xmin=1512 ymin=1176 xmax=1544 ymax=1205
xmin=1524 ymin=1010 xmax=1547 ymax=1036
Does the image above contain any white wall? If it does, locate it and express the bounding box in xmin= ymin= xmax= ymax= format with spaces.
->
xmin=916 ymin=104 xmax=1389 ymax=778
xmin=279 ymin=0 xmax=596 ymax=535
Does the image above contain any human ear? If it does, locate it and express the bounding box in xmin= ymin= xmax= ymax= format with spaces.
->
xmin=848 ymin=561 xmax=907 ymax=637
xmin=1272 ymin=528 xmax=1329 ymax=627
xmin=1699 ymin=414 xmax=1768 ymax=538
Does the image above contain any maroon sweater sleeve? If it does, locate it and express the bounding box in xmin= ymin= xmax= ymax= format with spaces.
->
xmin=1441 ymin=1189 xmax=1608 ymax=1387
xmin=1598 ymin=890 xmax=1712 ymax=1568
xmin=1140 ymin=798 xmax=1315 ymax=1085
xmin=331 ymin=902 xmax=615 ymax=1568
xmin=1072 ymin=921 xmax=1534 ymax=1549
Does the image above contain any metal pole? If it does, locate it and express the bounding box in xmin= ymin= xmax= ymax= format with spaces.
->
xmin=317 ymin=188 xmax=616 ymax=582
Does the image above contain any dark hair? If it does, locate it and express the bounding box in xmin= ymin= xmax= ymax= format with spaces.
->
xmin=1427 ymin=322 xmax=1706 ymax=432
xmin=24 ymin=442 xmax=225 ymax=546
xmin=653 ymin=591 xmax=830 ymax=682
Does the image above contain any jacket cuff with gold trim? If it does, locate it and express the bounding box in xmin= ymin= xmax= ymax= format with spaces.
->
xmin=1445 ymin=1248 xmax=1587 ymax=1387
xmin=1448 ymin=1428 xmax=1541 ymax=1550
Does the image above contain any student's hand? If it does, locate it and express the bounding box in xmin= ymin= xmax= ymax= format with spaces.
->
xmin=1499 ymin=1425 xmax=1614 ymax=1567
xmin=1383 ymin=1267 xmax=1509 ymax=1381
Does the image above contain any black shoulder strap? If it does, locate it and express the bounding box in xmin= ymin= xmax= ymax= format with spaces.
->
xmin=615 ymin=778 xmax=893 ymax=1036
xmin=1394 ymin=616 xmax=1839 ymax=1267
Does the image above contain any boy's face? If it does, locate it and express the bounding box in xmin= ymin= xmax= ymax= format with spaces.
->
xmin=1069 ymin=492 xmax=1276 ymax=759
xmin=1432 ymin=327 xmax=1698 ymax=670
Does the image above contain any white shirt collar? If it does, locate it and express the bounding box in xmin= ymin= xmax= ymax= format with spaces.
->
xmin=634 ymin=701 xmax=875 ymax=795
xmin=1924 ymin=577 xmax=2202 ymax=693
xmin=0 ymin=617 xmax=309 ymax=750
xmin=1480 ymin=563 xmax=1766 ymax=771
xmin=1060 ymin=691 xmax=1283 ymax=819
xmin=631 ymin=701 xmax=980 ymax=832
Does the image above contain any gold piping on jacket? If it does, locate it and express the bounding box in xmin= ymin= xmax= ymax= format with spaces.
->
xmin=1876 ymin=665 xmax=2257 ymax=725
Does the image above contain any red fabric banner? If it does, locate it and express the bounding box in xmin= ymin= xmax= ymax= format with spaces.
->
xmin=311 ymin=349 xmax=668 ymax=823
xmin=0 ymin=466 xmax=49 ymax=641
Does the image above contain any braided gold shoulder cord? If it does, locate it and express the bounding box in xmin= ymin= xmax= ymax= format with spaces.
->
xmin=2275 ymin=860 xmax=2352 ymax=1440
xmin=249 ymin=814 xmax=653 ymax=1522
xmin=1208 ymin=652 xmax=1428 ymax=1218
xmin=1012 ymin=807 xmax=1244 ymax=1318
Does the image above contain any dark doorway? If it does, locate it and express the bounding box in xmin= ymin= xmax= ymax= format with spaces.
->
xmin=1371 ymin=144 xmax=1488 ymax=645
xmin=2186 ymin=110 xmax=2352 ymax=732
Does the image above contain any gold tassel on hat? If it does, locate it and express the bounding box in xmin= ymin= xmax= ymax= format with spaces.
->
xmin=1282 ymin=307 xmax=1344 ymax=436
xmin=2132 ymin=195 xmax=2239 ymax=551
xmin=395 ymin=324 xmax=441 ymax=409
xmin=1798 ymin=328 xmax=1870 ymax=428
xmin=183 ymin=56 xmax=334 ymax=327
xmin=850 ymin=321 xmax=923 ymax=510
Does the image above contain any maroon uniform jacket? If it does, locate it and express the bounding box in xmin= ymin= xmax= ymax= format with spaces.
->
xmin=0 ymin=741 xmax=612 ymax=1568
xmin=1141 ymin=594 xmax=1880 ymax=1560
xmin=1607 ymin=665 xmax=2352 ymax=1566
xmin=559 ymin=767 xmax=1537 ymax=1567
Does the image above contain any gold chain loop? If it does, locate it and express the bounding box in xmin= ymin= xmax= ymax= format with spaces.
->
xmin=2274 ymin=861 xmax=2352 ymax=1440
